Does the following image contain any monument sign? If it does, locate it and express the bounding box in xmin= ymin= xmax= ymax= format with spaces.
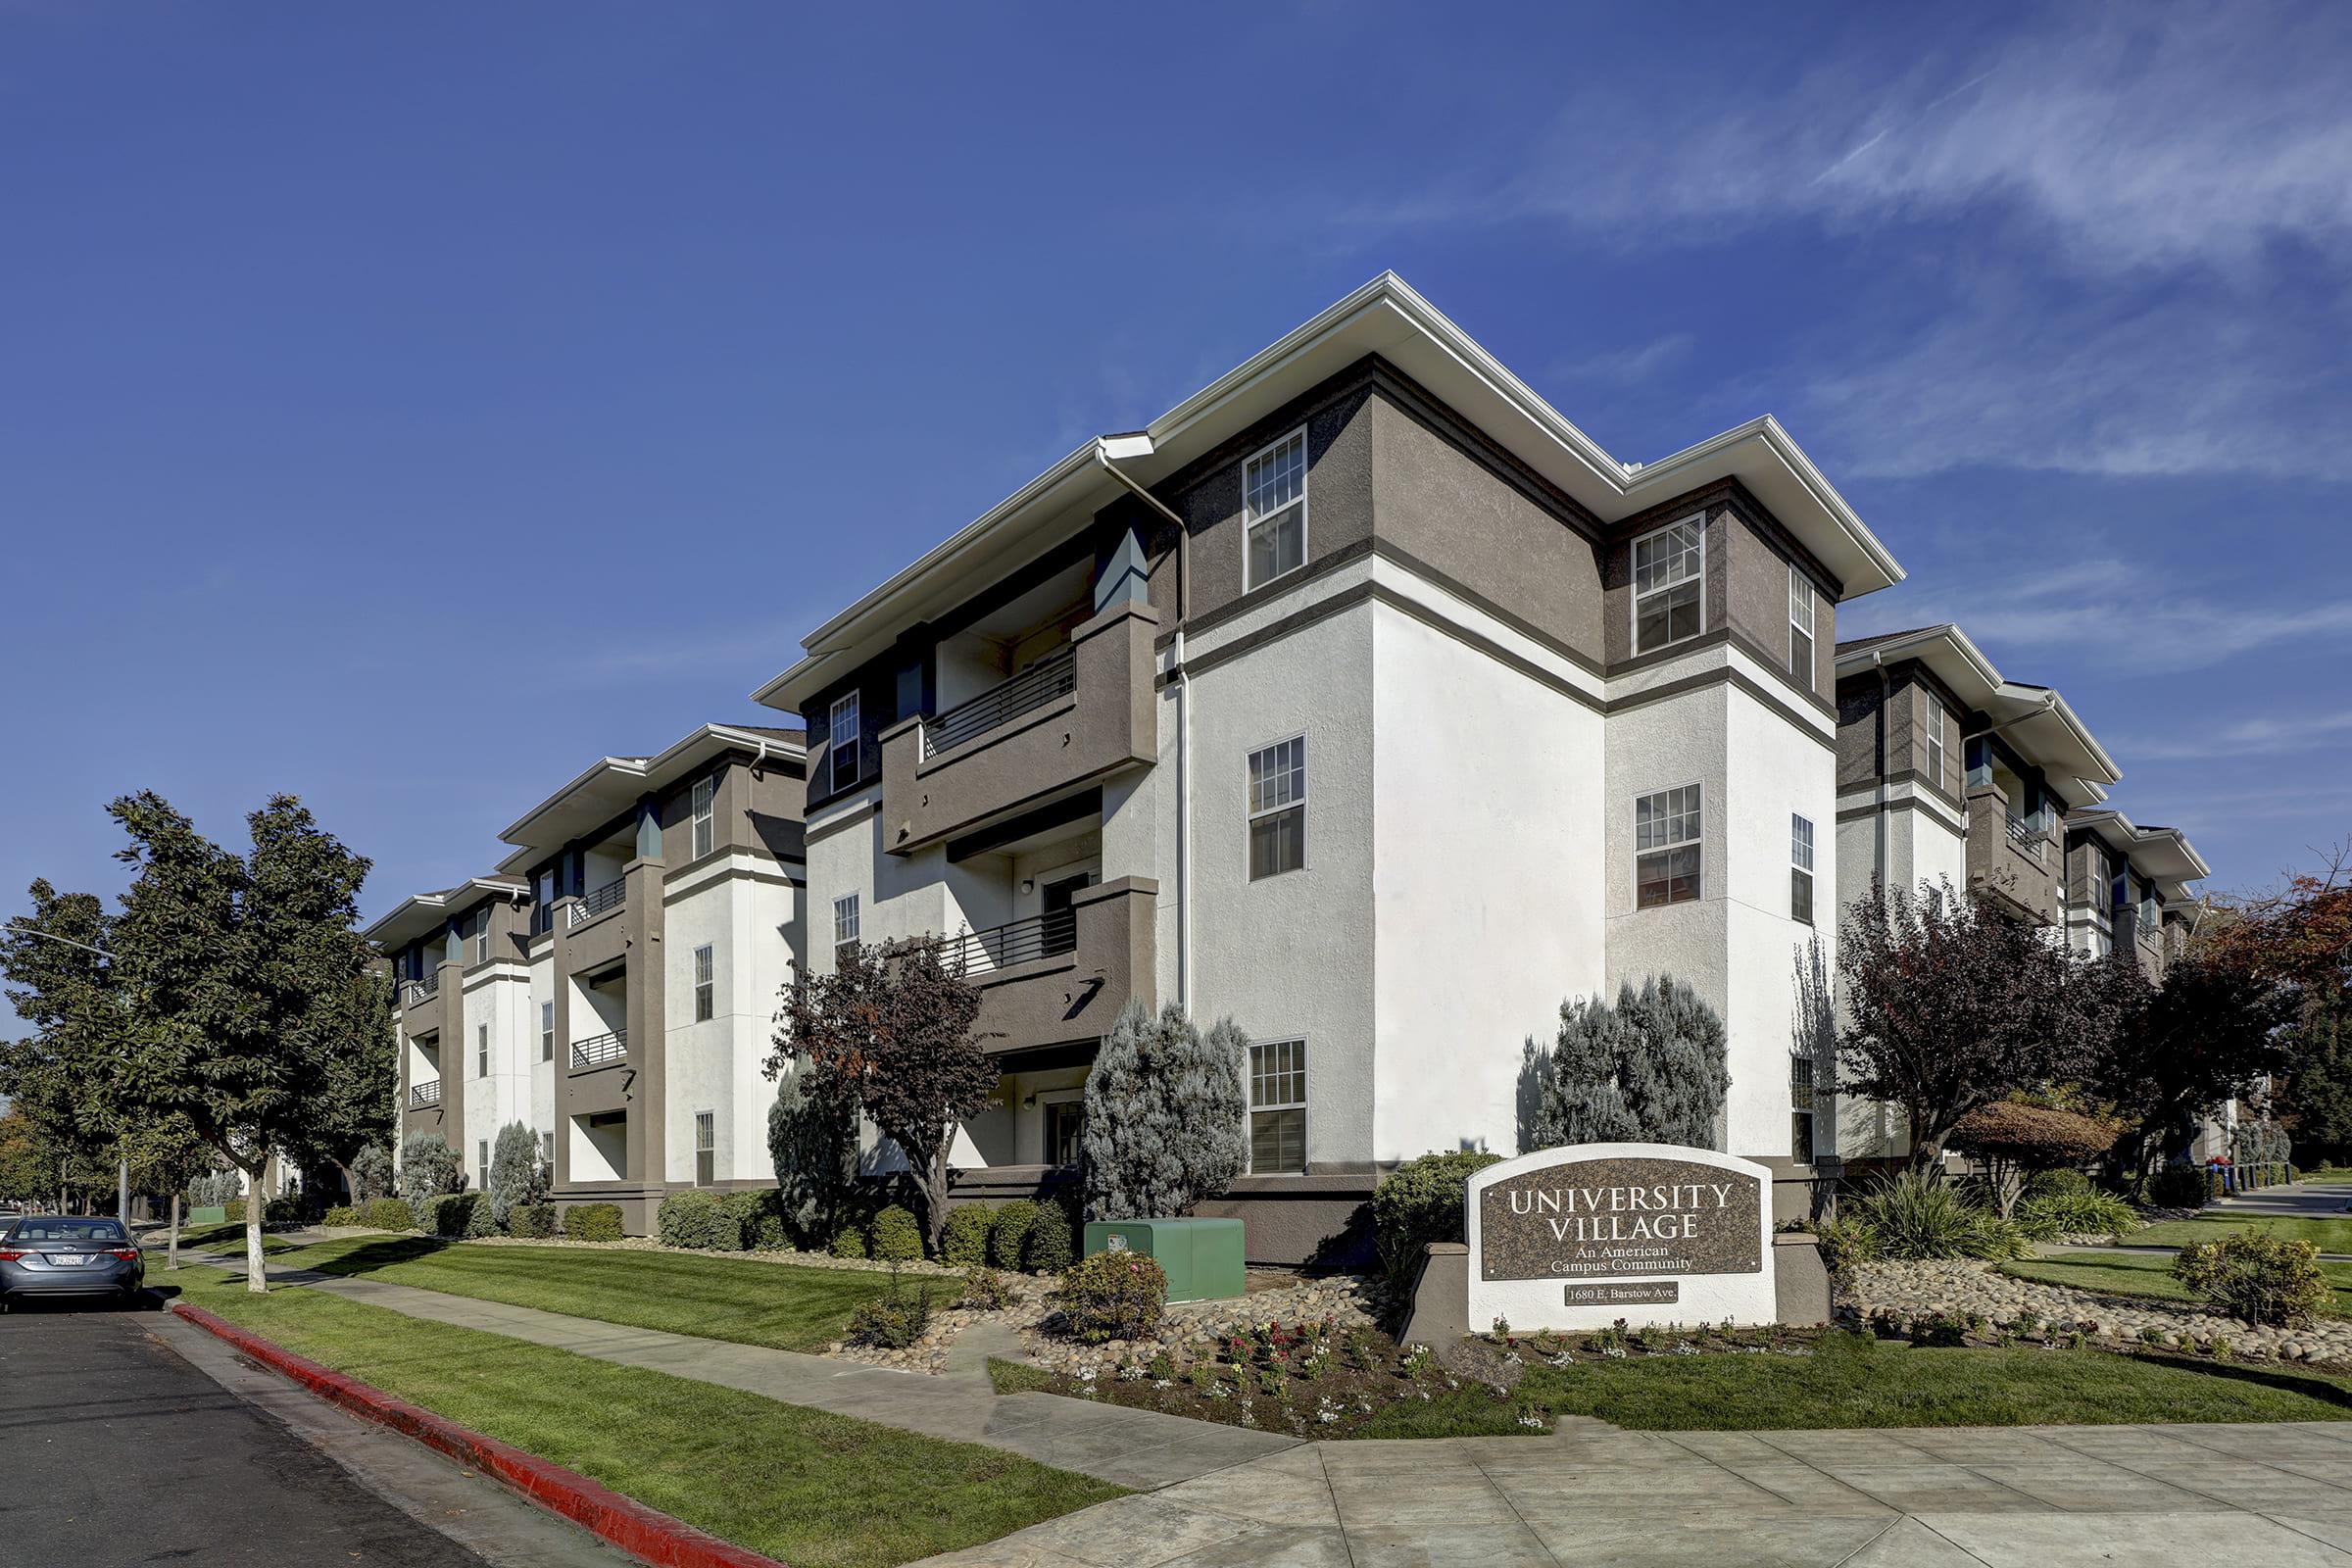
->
xmin=1464 ymin=1143 xmax=1776 ymax=1332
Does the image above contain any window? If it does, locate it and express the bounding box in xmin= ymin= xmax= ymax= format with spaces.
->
xmin=541 ymin=1131 xmax=554 ymax=1168
xmin=1788 ymin=569 xmax=1816 ymax=690
xmin=471 ymin=912 xmax=488 ymax=964
xmin=1246 ymin=737 xmax=1307 ymax=879
xmin=1790 ymin=814 xmax=1815 ymax=924
xmin=695 ymin=1111 xmax=714 ymax=1188
xmin=1789 ymin=1055 xmax=1817 ymax=1163
xmin=1632 ymin=517 xmax=1703 ymax=654
xmin=1926 ymin=702 xmax=1947 ymax=792
xmin=533 ymin=869 xmax=554 ymax=936
xmin=1046 ymin=1102 xmax=1085 ymax=1168
xmin=1249 ymin=1039 xmax=1306 ymax=1173
xmin=1242 ymin=429 xmax=1306 ymax=588
xmin=832 ymin=894 xmax=859 ymax=955
xmin=691 ymin=775 xmax=716 ymax=859
xmin=477 ymin=1140 xmax=490 ymax=1194
xmin=540 ymin=1001 xmax=554 ymax=1062
xmin=1635 ymin=785 xmax=1702 ymax=907
xmin=693 ymin=944 xmax=714 ymax=1022
xmin=828 ymin=691 xmax=861 ymax=793
xmin=477 ymin=1023 xmax=489 ymax=1078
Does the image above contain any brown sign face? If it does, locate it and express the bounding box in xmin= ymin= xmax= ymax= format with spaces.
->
xmin=1477 ymin=1155 xmax=1763 ymax=1283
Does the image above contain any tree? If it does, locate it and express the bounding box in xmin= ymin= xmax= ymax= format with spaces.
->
xmin=2202 ymin=845 xmax=2352 ymax=1165
xmin=398 ymin=1130 xmax=465 ymax=1205
xmin=1524 ymin=974 xmax=1729 ymax=1151
xmin=122 ymin=1113 xmax=215 ymax=1270
xmin=767 ymin=1054 xmax=858 ymax=1244
xmin=350 ymin=1142 xmax=395 ymax=1202
xmin=0 ymin=880 xmax=133 ymax=1213
xmin=767 ymin=937 xmax=996 ymax=1257
xmin=1080 ymin=999 xmax=1249 ymax=1221
xmin=0 ymin=1106 xmax=70 ymax=1207
xmin=1949 ymin=1102 xmax=2118 ymax=1216
xmin=275 ymin=968 xmax=397 ymax=1205
xmin=2088 ymin=947 xmax=2297 ymax=1185
xmin=487 ymin=1121 xmax=547 ymax=1230
xmin=1838 ymin=880 xmax=2116 ymax=1171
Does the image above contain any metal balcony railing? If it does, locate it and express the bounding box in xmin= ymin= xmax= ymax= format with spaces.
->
xmin=404 ymin=973 xmax=439 ymax=1004
xmin=921 ymin=646 xmax=1076 ymax=759
xmin=571 ymin=1029 xmax=627 ymax=1069
xmin=409 ymin=1079 xmax=441 ymax=1110
xmin=568 ymin=880 xmax=625 ymax=927
xmin=936 ymin=908 xmax=1078 ymax=976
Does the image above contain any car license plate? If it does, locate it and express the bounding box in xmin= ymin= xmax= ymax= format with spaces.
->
xmin=53 ymin=1253 xmax=88 ymax=1266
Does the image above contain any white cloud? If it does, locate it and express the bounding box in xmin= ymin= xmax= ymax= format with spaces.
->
xmin=1550 ymin=332 xmax=1695 ymax=386
xmin=2118 ymin=710 xmax=2352 ymax=763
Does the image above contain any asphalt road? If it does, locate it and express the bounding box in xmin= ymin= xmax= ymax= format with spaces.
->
xmin=0 ymin=1296 xmax=493 ymax=1567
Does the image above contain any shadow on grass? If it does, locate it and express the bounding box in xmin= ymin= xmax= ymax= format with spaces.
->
xmin=2125 ymin=1348 xmax=2352 ymax=1410
xmin=290 ymin=1236 xmax=461 ymax=1277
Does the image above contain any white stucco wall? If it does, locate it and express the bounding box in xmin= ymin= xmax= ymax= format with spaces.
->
xmin=661 ymin=857 xmax=800 ymax=1186
xmin=460 ymin=963 xmax=535 ymax=1182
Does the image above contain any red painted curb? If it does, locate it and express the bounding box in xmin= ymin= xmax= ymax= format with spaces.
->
xmin=172 ymin=1301 xmax=787 ymax=1568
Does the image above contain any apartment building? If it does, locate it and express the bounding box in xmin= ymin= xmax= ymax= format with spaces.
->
xmin=376 ymin=723 xmax=808 ymax=1232
xmin=750 ymin=273 xmax=1906 ymax=1261
xmin=2063 ymin=808 xmax=2208 ymax=977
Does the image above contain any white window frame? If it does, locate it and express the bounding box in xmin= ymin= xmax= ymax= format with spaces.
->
xmin=828 ymin=691 xmax=861 ymax=794
xmin=1248 ymin=1037 xmax=1307 ymax=1175
xmin=541 ymin=1130 xmax=555 ymax=1167
xmin=1634 ymin=783 xmax=1703 ymax=908
xmin=1245 ymin=733 xmax=1307 ymax=880
xmin=691 ymin=774 xmax=716 ymax=859
xmin=1926 ymin=701 xmax=1947 ymax=793
xmin=478 ymin=1140 xmax=490 ymax=1194
xmin=1790 ymin=813 xmax=1815 ymax=925
xmin=693 ymin=944 xmax=714 ymax=1023
xmin=1241 ymin=427 xmax=1308 ymax=591
xmin=471 ymin=912 xmax=488 ymax=964
xmin=540 ymin=1000 xmax=554 ymax=1062
xmin=694 ymin=1110 xmax=715 ymax=1188
xmin=1630 ymin=515 xmax=1705 ymax=655
xmin=832 ymin=894 xmax=860 ymax=955
xmin=476 ymin=1022 xmax=489 ymax=1078
xmin=1788 ymin=568 xmax=1816 ymax=691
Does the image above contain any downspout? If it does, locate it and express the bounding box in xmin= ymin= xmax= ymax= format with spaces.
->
xmin=1094 ymin=445 xmax=1191 ymax=1009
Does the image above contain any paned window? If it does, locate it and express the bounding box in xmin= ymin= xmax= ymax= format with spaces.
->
xmin=1247 ymin=737 xmax=1306 ymax=879
xmin=1790 ymin=813 xmax=1815 ymax=924
xmin=1249 ymin=1040 xmax=1306 ymax=1173
xmin=541 ymin=1001 xmax=554 ymax=1062
xmin=693 ymin=944 xmax=714 ymax=1022
xmin=691 ymin=775 xmax=716 ymax=859
xmin=832 ymin=894 xmax=859 ymax=955
xmin=1789 ymin=569 xmax=1816 ymax=689
xmin=1635 ymin=785 xmax=1702 ymax=907
xmin=828 ymin=692 xmax=861 ymax=793
xmin=1243 ymin=430 xmax=1306 ymax=588
xmin=695 ymin=1111 xmax=715 ymax=1188
xmin=1633 ymin=518 xmax=1703 ymax=653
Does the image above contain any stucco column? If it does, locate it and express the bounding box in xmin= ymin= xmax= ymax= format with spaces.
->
xmin=622 ymin=833 xmax=666 ymax=1189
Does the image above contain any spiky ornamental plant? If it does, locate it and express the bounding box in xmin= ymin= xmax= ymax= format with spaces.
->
xmin=1528 ymin=976 xmax=1729 ymax=1151
xmin=487 ymin=1121 xmax=547 ymax=1231
xmin=1080 ymin=999 xmax=1249 ymax=1221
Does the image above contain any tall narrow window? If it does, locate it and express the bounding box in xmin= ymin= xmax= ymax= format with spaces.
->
xmin=1246 ymin=737 xmax=1306 ymax=879
xmin=1790 ymin=813 xmax=1815 ymax=924
xmin=695 ymin=1111 xmax=715 ymax=1188
xmin=540 ymin=1001 xmax=555 ymax=1062
xmin=1788 ymin=569 xmax=1816 ymax=690
xmin=477 ymin=1140 xmax=490 ymax=1194
xmin=1789 ymin=1056 xmax=1817 ymax=1163
xmin=1632 ymin=517 xmax=1703 ymax=654
xmin=540 ymin=1131 xmax=554 ymax=1168
xmin=691 ymin=775 xmax=716 ymax=858
xmin=1926 ymin=702 xmax=1947 ymax=792
xmin=832 ymin=894 xmax=859 ymax=956
xmin=828 ymin=691 xmax=861 ymax=794
xmin=533 ymin=869 xmax=554 ymax=936
xmin=1243 ymin=429 xmax=1306 ymax=588
xmin=693 ymin=944 xmax=714 ymax=1022
xmin=1635 ymin=785 xmax=1702 ymax=907
xmin=477 ymin=1023 xmax=489 ymax=1078
xmin=471 ymin=912 xmax=489 ymax=964
xmin=1249 ymin=1040 xmax=1306 ymax=1173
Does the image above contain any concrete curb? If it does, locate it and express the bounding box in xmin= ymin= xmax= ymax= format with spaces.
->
xmin=172 ymin=1302 xmax=787 ymax=1568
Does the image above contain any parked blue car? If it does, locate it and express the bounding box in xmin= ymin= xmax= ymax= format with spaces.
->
xmin=0 ymin=1215 xmax=145 ymax=1309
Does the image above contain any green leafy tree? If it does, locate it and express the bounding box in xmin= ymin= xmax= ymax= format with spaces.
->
xmin=349 ymin=1142 xmax=395 ymax=1202
xmin=766 ymin=1054 xmax=858 ymax=1244
xmin=275 ymin=967 xmax=397 ymax=1204
xmin=2087 ymin=948 xmax=2297 ymax=1185
xmin=487 ymin=1121 xmax=548 ymax=1231
xmin=1525 ymin=974 xmax=1729 ymax=1150
xmin=1081 ymin=999 xmax=1249 ymax=1221
xmin=768 ymin=937 xmax=996 ymax=1258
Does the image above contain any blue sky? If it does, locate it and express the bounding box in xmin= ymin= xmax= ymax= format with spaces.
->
xmin=5 ymin=2 xmax=2348 ymax=1027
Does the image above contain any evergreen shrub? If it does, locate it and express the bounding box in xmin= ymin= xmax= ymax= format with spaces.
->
xmin=1372 ymin=1151 xmax=1501 ymax=1286
xmin=941 ymin=1204 xmax=994 ymax=1268
xmin=988 ymin=1200 xmax=1037 ymax=1269
xmin=563 ymin=1202 xmax=624 ymax=1242
xmin=1057 ymin=1250 xmax=1166 ymax=1344
xmin=870 ymin=1204 xmax=923 ymax=1261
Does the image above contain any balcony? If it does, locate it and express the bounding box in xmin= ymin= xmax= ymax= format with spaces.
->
xmin=1966 ymin=789 xmax=2060 ymax=925
xmin=403 ymin=973 xmax=439 ymax=1006
xmin=569 ymin=880 xmax=625 ymax=928
xmin=878 ymin=601 xmax=1156 ymax=856
xmin=571 ymin=1029 xmax=628 ymax=1070
xmin=408 ymin=1079 xmax=441 ymax=1110
xmin=959 ymin=877 xmax=1155 ymax=1057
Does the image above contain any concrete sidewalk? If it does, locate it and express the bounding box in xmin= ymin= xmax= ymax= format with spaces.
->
xmin=186 ymin=1253 xmax=1296 ymax=1491
xmin=922 ymin=1419 xmax=2352 ymax=1566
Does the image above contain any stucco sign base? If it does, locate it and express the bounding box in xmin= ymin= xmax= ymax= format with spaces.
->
xmin=1465 ymin=1143 xmax=1777 ymax=1333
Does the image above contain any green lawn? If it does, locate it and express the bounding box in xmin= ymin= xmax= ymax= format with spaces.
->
xmin=169 ymin=1269 xmax=1120 ymax=1568
xmin=2003 ymin=1250 xmax=2352 ymax=1315
xmin=181 ymin=1233 xmax=897 ymax=1352
xmin=2125 ymin=1212 xmax=2352 ymax=1254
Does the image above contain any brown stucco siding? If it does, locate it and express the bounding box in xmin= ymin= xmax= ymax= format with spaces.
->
xmin=1724 ymin=506 xmax=1836 ymax=700
xmin=1836 ymin=676 xmax=1886 ymax=792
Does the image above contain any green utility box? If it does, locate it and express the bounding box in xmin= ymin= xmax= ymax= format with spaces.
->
xmin=1081 ymin=1217 xmax=1247 ymax=1302
xmin=189 ymin=1205 xmax=227 ymax=1225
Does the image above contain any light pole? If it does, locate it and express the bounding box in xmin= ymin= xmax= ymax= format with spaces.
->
xmin=4 ymin=918 xmax=130 ymax=1222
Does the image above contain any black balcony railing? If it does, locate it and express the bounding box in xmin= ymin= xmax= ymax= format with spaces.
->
xmin=568 ymin=880 xmax=625 ymax=928
xmin=2003 ymin=809 xmax=2042 ymax=855
xmin=409 ymin=1079 xmax=441 ymax=1110
xmin=921 ymin=645 xmax=1076 ymax=759
xmin=571 ymin=1029 xmax=627 ymax=1069
xmin=936 ymin=908 xmax=1078 ymax=976
xmin=404 ymin=973 xmax=439 ymax=1005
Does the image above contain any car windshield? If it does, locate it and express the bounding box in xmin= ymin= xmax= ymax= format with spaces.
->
xmin=8 ymin=1219 xmax=127 ymax=1242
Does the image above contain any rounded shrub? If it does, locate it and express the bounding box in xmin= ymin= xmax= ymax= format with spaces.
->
xmin=509 ymin=1203 xmax=558 ymax=1239
xmin=1372 ymin=1151 xmax=1501 ymax=1285
xmin=847 ymin=1283 xmax=933 ymax=1348
xmin=870 ymin=1204 xmax=923 ymax=1262
xmin=2149 ymin=1164 xmax=2209 ymax=1209
xmin=989 ymin=1200 xmax=1038 ymax=1269
xmin=2172 ymin=1234 xmax=2330 ymax=1326
xmin=359 ymin=1197 xmax=416 ymax=1232
xmin=659 ymin=1190 xmax=744 ymax=1250
xmin=321 ymin=1205 xmax=359 ymax=1228
xmin=466 ymin=1192 xmax=498 ymax=1238
xmin=941 ymin=1204 xmax=994 ymax=1268
xmin=829 ymin=1225 xmax=867 ymax=1258
xmin=1056 ymin=1250 xmax=1167 ymax=1344
xmin=723 ymin=1189 xmax=790 ymax=1250
xmin=1023 ymin=1205 xmax=1074 ymax=1274
xmin=2015 ymin=1189 xmax=2140 ymax=1242
xmin=264 ymin=1195 xmax=302 ymax=1225
xmin=563 ymin=1202 xmax=624 ymax=1242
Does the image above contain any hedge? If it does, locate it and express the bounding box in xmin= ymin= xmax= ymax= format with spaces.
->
xmin=1371 ymin=1150 xmax=1500 ymax=1285
xmin=988 ymin=1200 xmax=1037 ymax=1270
xmin=870 ymin=1205 xmax=923 ymax=1261
xmin=563 ymin=1202 xmax=624 ymax=1242
xmin=658 ymin=1190 xmax=744 ymax=1250
xmin=509 ymin=1202 xmax=558 ymax=1239
xmin=941 ymin=1204 xmax=994 ymax=1268
xmin=1024 ymin=1205 xmax=1074 ymax=1274
xmin=359 ymin=1197 xmax=416 ymax=1232
xmin=321 ymin=1205 xmax=359 ymax=1228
